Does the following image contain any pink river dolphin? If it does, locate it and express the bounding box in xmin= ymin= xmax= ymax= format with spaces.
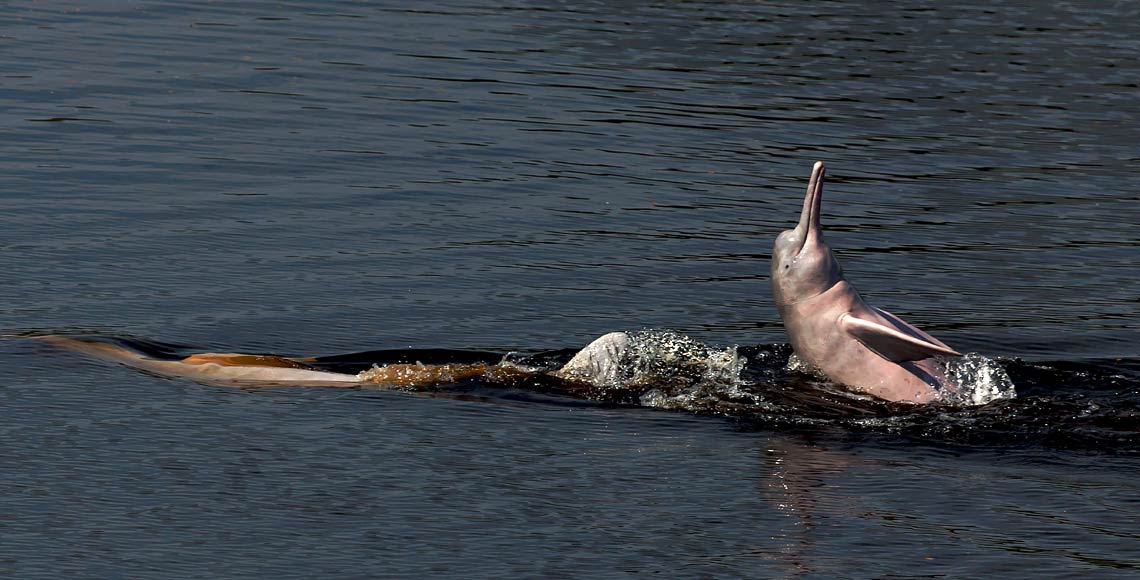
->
xmin=771 ymin=161 xmax=962 ymax=403
xmin=34 ymin=332 xmax=634 ymax=389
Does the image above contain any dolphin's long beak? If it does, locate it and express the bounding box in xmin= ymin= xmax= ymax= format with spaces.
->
xmin=796 ymin=161 xmax=825 ymax=249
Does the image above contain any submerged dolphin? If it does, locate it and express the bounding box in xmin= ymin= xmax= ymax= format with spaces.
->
xmin=36 ymin=333 xmax=631 ymax=389
xmin=37 ymin=336 xmax=374 ymax=386
xmin=771 ymin=162 xmax=961 ymax=403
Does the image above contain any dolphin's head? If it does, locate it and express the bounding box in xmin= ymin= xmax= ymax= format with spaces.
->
xmin=771 ymin=161 xmax=844 ymax=306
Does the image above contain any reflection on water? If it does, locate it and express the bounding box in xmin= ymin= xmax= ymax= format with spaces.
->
xmin=760 ymin=439 xmax=1140 ymax=576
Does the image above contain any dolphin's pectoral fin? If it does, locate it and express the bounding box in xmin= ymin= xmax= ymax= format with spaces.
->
xmin=871 ymin=307 xmax=955 ymax=350
xmin=838 ymin=313 xmax=962 ymax=362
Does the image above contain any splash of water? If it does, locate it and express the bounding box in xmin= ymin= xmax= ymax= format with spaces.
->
xmin=527 ymin=332 xmax=1016 ymax=412
xmin=587 ymin=330 xmax=764 ymax=411
xmin=624 ymin=330 xmax=746 ymax=387
xmin=785 ymin=353 xmax=825 ymax=378
xmin=938 ymin=353 xmax=1018 ymax=406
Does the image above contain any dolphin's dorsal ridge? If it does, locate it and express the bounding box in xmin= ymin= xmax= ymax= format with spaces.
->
xmin=838 ymin=313 xmax=963 ymax=362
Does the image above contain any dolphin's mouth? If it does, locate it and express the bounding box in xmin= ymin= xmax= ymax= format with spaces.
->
xmin=793 ymin=161 xmax=825 ymax=255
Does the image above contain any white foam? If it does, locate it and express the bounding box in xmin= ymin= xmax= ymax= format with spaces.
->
xmin=611 ymin=330 xmax=759 ymax=410
xmin=938 ymin=353 xmax=1018 ymax=406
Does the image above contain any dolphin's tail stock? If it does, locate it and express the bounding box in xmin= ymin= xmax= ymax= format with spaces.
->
xmin=37 ymin=335 xmax=364 ymax=387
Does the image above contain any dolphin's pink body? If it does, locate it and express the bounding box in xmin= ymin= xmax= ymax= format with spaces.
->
xmin=37 ymin=336 xmax=364 ymax=386
xmin=37 ymin=333 xmax=634 ymax=389
xmin=771 ymin=162 xmax=961 ymax=403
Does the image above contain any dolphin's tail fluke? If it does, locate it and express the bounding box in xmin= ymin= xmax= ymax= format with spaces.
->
xmin=38 ymin=335 xmax=363 ymax=386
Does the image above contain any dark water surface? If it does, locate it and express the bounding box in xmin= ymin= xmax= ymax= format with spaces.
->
xmin=3 ymin=1 xmax=1138 ymax=578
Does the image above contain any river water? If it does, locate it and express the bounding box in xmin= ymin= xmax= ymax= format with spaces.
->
xmin=2 ymin=1 xmax=1138 ymax=578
